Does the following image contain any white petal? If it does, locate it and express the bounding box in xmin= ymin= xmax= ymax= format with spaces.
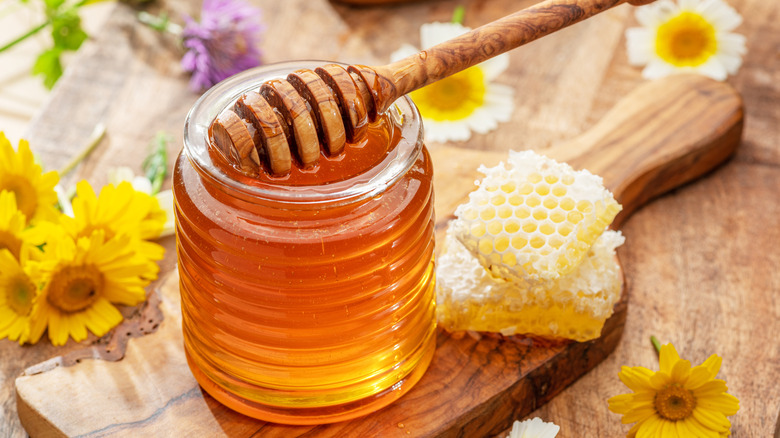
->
xmin=677 ymin=0 xmax=701 ymax=12
xmin=154 ymin=190 xmax=176 ymax=238
xmin=698 ymin=0 xmax=743 ymax=31
xmin=695 ymin=58 xmax=728 ymax=80
xmin=642 ymin=60 xmax=678 ymax=79
xmin=637 ymin=0 xmax=679 ymax=26
xmin=131 ymin=176 xmax=153 ymax=195
xmin=717 ymin=32 xmax=747 ymax=56
xmin=625 ymin=27 xmax=655 ymax=66
xmin=509 ymin=418 xmax=560 ymax=438
xmin=479 ymin=53 xmax=510 ymax=81
xmin=419 ymin=22 xmax=470 ymax=48
xmin=107 ymin=166 xmax=136 ymax=186
xmin=424 ymin=120 xmax=471 ymax=143
xmin=390 ymin=44 xmax=420 ymax=63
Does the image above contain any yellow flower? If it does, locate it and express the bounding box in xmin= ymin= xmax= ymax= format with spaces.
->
xmin=61 ymin=180 xmax=166 ymax=278
xmin=36 ymin=231 xmax=156 ymax=346
xmin=0 ymin=132 xmax=60 ymax=225
xmin=0 ymin=247 xmax=46 ymax=344
xmin=625 ymin=0 xmax=746 ymax=80
xmin=0 ymin=190 xmax=60 ymax=262
xmin=609 ymin=343 xmax=740 ymax=437
xmin=509 ymin=417 xmax=560 ymax=438
xmin=390 ymin=22 xmax=514 ymax=143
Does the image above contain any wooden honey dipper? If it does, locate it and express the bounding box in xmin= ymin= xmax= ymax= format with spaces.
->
xmin=211 ymin=0 xmax=656 ymax=176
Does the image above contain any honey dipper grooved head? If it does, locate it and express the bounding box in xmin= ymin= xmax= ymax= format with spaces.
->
xmin=209 ymin=65 xmax=375 ymax=177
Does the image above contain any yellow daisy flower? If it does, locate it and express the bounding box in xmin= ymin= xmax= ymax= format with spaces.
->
xmin=0 ymin=132 xmax=60 ymax=225
xmin=390 ymin=22 xmax=514 ymax=143
xmin=37 ymin=231 xmax=155 ymax=346
xmin=625 ymin=0 xmax=746 ymax=80
xmin=609 ymin=343 xmax=740 ymax=437
xmin=0 ymin=247 xmax=46 ymax=344
xmin=62 ymin=180 xmax=166 ymax=278
xmin=0 ymin=190 xmax=56 ymax=262
xmin=509 ymin=417 xmax=560 ymax=438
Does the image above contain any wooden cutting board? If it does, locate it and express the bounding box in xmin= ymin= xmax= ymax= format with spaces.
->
xmin=14 ymin=74 xmax=742 ymax=437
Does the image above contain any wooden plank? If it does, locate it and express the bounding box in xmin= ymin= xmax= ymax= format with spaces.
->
xmin=14 ymin=74 xmax=744 ymax=436
xmin=1 ymin=0 xmax=779 ymax=436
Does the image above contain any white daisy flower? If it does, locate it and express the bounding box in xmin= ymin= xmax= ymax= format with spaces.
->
xmin=625 ymin=0 xmax=747 ymax=81
xmin=508 ymin=417 xmax=560 ymax=438
xmin=390 ymin=22 xmax=514 ymax=143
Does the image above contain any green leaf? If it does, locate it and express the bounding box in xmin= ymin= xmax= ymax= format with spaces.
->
xmin=44 ymin=0 xmax=66 ymax=11
xmin=32 ymin=47 xmax=63 ymax=89
xmin=51 ymin=8 xmax=87 ymax=51
xmin=143 ymin=132 xmax=170 ymax=195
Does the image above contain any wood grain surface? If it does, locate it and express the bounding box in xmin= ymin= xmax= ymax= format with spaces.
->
xmin=12 ymin=73 xmax=744 ymax=437
xmin=1 ymin=0 xmax=779 ymax=437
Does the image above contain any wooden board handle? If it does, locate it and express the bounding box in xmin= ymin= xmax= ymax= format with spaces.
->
xmin=547 ymin=74 xmax=744 ymax=228
xmin=354 ymin=0 xmax=656 ymax=113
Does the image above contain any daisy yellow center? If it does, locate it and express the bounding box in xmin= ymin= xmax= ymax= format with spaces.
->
xmin=0 ymin=231 xmax=22 ymax=260
xmin=655 ymin=383 xmax=697 ymax=421
xmin=0 ymin=176 xmax=38 ymax=219
xmin=656 ymin=12 xmax=718 ymax=67
xmin=410 ymin=67 xmax=486 ymax=122
xmin=6 ymin=273 xmax=36 ymax=316
xmin=47 ymin=264 xmax=105 ymax=313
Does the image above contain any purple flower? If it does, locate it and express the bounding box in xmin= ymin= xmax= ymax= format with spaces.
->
xmin=181 ymin=0 xmax=264 ymax=91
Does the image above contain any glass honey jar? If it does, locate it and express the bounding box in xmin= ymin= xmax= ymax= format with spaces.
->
xmin=174 ymin=62 xmax=436 ymax=424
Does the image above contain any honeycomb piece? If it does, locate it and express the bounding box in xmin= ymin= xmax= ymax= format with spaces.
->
xmin=436 ymin=227 xmax=625 ymax=342
xmin=452 ymin=150 xmax=621 ymax=284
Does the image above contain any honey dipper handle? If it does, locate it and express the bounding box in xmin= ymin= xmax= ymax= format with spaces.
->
xmin=351 ymin=0 xmax=655 ymax=114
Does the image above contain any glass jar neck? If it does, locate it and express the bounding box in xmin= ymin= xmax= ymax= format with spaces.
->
xmin=182 ymin=61 xmax=423 ymax=209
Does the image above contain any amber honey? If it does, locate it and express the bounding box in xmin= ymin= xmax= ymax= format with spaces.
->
xmin=174 ymin=62 xmax=436 ymax=424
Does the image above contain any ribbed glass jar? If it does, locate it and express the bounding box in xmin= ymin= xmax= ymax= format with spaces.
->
xmin=174 ymin=62 xmax=436 ymax=424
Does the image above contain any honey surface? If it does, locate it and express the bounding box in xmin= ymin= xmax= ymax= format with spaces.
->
xmin=208 ymin=109 xmax=398 ymax=186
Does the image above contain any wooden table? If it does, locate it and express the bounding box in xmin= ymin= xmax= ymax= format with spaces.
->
xmin=2 ymin=0 xmax=779 ymax=436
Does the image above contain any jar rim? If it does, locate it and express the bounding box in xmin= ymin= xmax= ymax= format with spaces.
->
xmin=183 ymin=61 xmax=423 ymax=205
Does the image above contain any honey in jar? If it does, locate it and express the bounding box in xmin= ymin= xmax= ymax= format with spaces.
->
xmin=174 ymin=62 xmax=436 ymax=424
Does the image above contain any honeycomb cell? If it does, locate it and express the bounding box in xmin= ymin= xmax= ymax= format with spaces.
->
xmin=533 ymin=210 xmax=548 ymax=221
xmin=515 ymin=207 xmax=530 ymax=219
xmin=480 ymin=208 xmax=496 ymax=221
xmin=497 ymin=206 xmax=513 ymax=219
xmin=463 ymin=208 xmax=478 ymax=221
xmin=552 ymin=185 xmax=566 ymax=197
xmin=526 ymin=196 xmax=541 ymax=207
xmin=491 ymin=195 xmax=506 ymax=206
xmin=550 ymin=210 xmax=566 ymax=223
xmin=535 ymin=185 xmax=550 ymax=196
xmin=511 ymin=236 xmax=528 ymax=249
xmin=487 ymin=221 xmax=503 ymax=235
xmin=478 ymin=238 xmax=493 ymax=254
xmin=522 ymin=222 xmax=537 ymax=233
xmin=505 ymin=221 xmax=521 ymax=233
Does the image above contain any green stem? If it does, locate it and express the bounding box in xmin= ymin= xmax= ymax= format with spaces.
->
xmin=0 ymin=21 xmax=49 ymax=53
xmin=650 ymin=335 xmax=662 ymax=355
xmin=59 ymin=123 xmax=106 ymax=176
xmin=137 ymin=11 xmax=182 ymax=36
xmin=451 ymin=6 xmax=465 ymax=25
